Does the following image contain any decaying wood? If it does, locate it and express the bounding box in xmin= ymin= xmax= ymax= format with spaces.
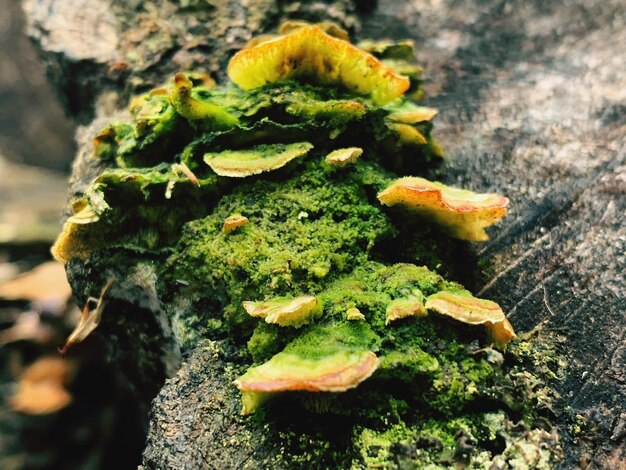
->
xmin=22 ymin=0 xmax=625 ymax=468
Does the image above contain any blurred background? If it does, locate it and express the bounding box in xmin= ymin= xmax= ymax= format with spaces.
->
xmin=0 ymin=2 xmax=143 ymax=469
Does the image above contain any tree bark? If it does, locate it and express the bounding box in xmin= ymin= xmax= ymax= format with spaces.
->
xmin=23 ymin=0 xmax=625 ymax=468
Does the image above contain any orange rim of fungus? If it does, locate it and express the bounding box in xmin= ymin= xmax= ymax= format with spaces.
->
xmin=378 ymin=177 xmax=509 ymax=241
xmin=425 ymin=291 xmax=516 ymax=346
xmin=227 ymin=25 xmax=410 ymax=105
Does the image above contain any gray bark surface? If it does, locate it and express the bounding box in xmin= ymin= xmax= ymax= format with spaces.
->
xmin=23 ymin=0 xmax=625 ymax=468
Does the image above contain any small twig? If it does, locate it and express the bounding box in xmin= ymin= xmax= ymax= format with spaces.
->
xmin=543 ymin=286 xmax=556 ymax=316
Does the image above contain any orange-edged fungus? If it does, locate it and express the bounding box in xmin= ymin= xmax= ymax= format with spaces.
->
xmin=425 ymin=291 xmax=516 ymax=346
xmin=234 ymin=350 xmax=379 ymax=414
xmin=204 ymin=142 xmax=313 ymax=177
xmin=378 ymin=177 xmax=509 ymax=241
xmin=222 ymin=214 xmax=249 ymax=234
xmin=387 ymin=106 xmax=438 ymax=124
xmin=385 ymin=296 xmax=427 ymax=325
xmin=325 ymin=147 xmax=363 ymax=167
xmin=243 ymin=295 xmax=322 ymax=328
xmin=284 ymin=98 xmax=366 ymax=122
xmin=227 ymin=25 xmax=410 ymax=105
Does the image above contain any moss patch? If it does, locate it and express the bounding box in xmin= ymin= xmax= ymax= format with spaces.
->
xmin=53 ymin=25 xmax=563 ymax=468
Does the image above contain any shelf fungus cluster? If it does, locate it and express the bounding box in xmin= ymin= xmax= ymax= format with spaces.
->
xmin=52 ymin=22 xmax=561 ymax=469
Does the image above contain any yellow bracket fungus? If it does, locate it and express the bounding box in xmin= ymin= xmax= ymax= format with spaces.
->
xmin=51 ymin=205 xmax=101 ymax=263
xmin=325 ymin=147 xmax=363 ymax=167
xmin=390 ymin=123 xmax=429 ymax=145
xmin=385 ymin=296 xmax=427 ymax=325
xmin=234 ymin=350 xmax=379 ymax=414
xmin=387 ymin=106 xmax=438 ymax=124
xmin=222 ymin=214 xmax=249 ymax=234
xmin=378 ymin=177 xmax=509 ymax=241
xmin=204 ymin=142 xmax=313 ymax=177
xmin=47 ymin=24 xmax=544 ymax=459
xmin=279 ymin=20 xmax=351 ymax=41
xmin=169 ymin=73 xmax=239 ymax=130
xmin=243 ymin=295 xmax=322 ymax=328
xmin=227 ymin=25 xmax=410 ymax=105
xmin=425 ymin=291 xmax=516 ymax=346
xmin=346 ymin=307 xmax=366 ymax=321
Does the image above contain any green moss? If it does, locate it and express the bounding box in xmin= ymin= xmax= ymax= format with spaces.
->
xmin=164 ymin=161 xmax=394 ymax=310
xmin=247 ymin=323 xmax=293 ymax=363
xmin=58 ymin=33 xmax=563 ymax=467
xmin=427 ymin=359 xmax=494 ymax=415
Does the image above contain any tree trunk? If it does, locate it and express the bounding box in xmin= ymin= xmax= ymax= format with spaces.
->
xmin=23 ymin=0 xmax=625 ymax=468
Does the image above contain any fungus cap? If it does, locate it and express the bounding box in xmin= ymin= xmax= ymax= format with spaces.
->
xmin=385 ymin=297 xmax=427 ymax=325
xmin=222 ymin=214 xmax=249 ymax=234
xmin=387 ymin=106 xmax=438 ymax=124
xmin=169 ymin=73 xmax=239 ymax=129
xmin=378 ymin=177 xmax=509 ymax=241
xmin=235 ymin=350 xmax=378 ymax=393
xmin=227 ymin=25 xmax=410 ymax=105
xmin=390 ymin=123 xmax=429 ymax=145
xmin=204 ymin=142 xmax=313 ymax=177
xmin=243 ymin=295 xmax=322 ymax=328
xmin=235 ymin=350 xmax=379 ymax=413
xmin=346 ymin=307 xmax=366 ymax=321
xmin=325 ymin=147 xmax=363 ymax=167
xmin=425 ymin=291 xmax=516 ymax=346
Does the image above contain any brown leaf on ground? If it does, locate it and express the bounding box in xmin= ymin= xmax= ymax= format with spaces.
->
xmin=0 ymin=261 xmax=71 ymax=303
xmin=10 ymin=356 xmax=75 ymax=415
xmin=0 ymin=312 xmax=56 ymax=346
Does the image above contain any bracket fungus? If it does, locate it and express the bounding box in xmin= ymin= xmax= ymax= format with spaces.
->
xmin=243 ymin=295 xmax=322 ymax=328
xmin=378 ymin=177 xmax=509 ymax=241
xmin=169 ymin=73 xmax=239 ymax=130
xmin=385 ymin=295 xmax=427 ymax=325
xmin=425 ymin=291 xmax=516 ymax=346
xmin=387 ymin=106 xmax=438 ymax=124
xmin=346 ymin=307 xmax=366 ymax=321
xmin=46 ymin=21 xmax=561 ymax=467
xmin=325 ymin=147 xmax=363 ymax=167
xmin=227 ymin=25 xmax=410 ymax=105
xmin=222 ymin=214 xmax=249 ymax=234
xmin=204 ymin=142 xmax=313 ymax=177
xmin=235 ymin=350 xmax=379 ymax=414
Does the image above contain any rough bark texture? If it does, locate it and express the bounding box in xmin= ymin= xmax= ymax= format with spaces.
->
xmin=23 ymin=0 xmax=625 ymax=468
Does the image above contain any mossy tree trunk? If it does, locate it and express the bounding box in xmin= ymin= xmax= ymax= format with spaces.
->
xmin=24 ymin=0 xmax=625 ymax=468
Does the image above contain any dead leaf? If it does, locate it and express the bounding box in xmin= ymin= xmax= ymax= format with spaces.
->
xmin=0 ymin=312 xmax=55 ymax=346
xmin=60 ymin=278 xmax=115 ymax=354
xmin=0 ymin=261 xmax=71 ymax=303
xmin=10 ymin=356 xmax=75 ymax=415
